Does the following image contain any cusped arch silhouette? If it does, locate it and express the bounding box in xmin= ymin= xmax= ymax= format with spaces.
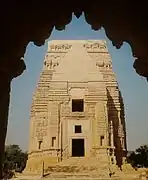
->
xmin=0 ymin=2 xmax=148 ymax=178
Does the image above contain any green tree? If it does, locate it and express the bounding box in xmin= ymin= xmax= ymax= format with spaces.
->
xmin=128 ymin=145 xmax=148 ymax=168
xmin=3 ymin=144 xmax=28 ymax=172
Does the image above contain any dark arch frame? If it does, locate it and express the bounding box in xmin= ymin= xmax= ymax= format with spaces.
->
xmin=0 ymin=2 xmax=148 ymax=177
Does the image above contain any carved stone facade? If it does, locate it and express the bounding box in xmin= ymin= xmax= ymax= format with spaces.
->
xmin=24 ymin=40 xmax=127 ymax=175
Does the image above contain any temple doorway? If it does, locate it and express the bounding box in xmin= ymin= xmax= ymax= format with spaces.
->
xmin=72 ymin=138 xmax=85 ymax=157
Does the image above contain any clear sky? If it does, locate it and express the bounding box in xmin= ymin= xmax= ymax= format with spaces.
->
xmin=6 ymin=14 xmax=148 ymax=151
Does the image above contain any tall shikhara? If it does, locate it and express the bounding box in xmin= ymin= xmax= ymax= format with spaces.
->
xmin=24 ymin=40 xmax=128 ymax=177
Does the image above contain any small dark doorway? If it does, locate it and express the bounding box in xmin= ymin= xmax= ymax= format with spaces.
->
xmin=72 ymin=139 xmax=85 ymax=157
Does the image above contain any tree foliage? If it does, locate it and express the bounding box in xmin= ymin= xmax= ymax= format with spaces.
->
xmin=3 ymin=144 xmax=28 ymax=173
xmin=127 ymin=145 xmax=148 ymax=168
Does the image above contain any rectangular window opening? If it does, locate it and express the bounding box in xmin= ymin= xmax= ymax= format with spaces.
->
xmin=38 ymin=140 xmax=42 ymax=149
xmin=52 ymin=137 xmax=56 ymax=147
xmin=72 ymin=99 xmax=84 ymax=112
xmin=75 ymin=125 xmax=82 ymax=133
xmin=100 ymin=136 xmax=104 ymax=146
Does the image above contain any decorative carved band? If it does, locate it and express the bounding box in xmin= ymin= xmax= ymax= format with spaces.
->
xmin=83 ymin=42 xmax=107 ymax=52
xmin=48 ymin=44 xmax=72 ymax=52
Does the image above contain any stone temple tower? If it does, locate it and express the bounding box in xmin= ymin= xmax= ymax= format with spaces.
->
xmin=24 ymin=40 xmax=127 ymax=175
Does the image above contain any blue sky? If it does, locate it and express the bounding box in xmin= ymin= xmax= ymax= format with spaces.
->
xmin=6 ymin=15 xmax=148 ymax=151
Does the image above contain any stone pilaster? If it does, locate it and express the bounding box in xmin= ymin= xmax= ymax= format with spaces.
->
xmin=92 ymin=101 xmax=109 ymax=159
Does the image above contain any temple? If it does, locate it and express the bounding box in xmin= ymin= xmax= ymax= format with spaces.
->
xmin=0 ymin=3 xmax=147 ymax=178
xmin=24 ymin=40 xmax=130 ymax=178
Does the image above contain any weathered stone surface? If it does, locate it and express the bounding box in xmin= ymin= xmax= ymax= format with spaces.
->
xmin=22 ymin=40 xmax=138 ymax=179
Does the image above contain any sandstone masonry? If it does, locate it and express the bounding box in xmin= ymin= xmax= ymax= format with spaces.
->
xmin=24 ymin=40 xmax=131 ymax=178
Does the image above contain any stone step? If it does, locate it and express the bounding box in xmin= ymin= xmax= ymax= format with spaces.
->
xmin=44 ymin=177 xmax=117 ymax=180
xmin=56 ymin=157 xmax=110 ymax=167
xmin=43 ymin=173 xmax=118 ymax=180
xmin=44 ymin=176 xmax=119 ymax=179
xmin=16 ymin=173 xmax=138 ymax=180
